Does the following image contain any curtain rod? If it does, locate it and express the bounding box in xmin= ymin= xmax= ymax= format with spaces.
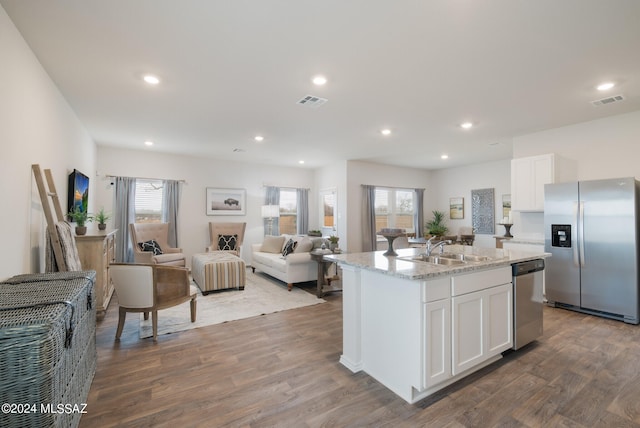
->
xmin=362 ymin=184 xmax=425 ymax=190
xmin=262 ymin=184 xmax=310 ymax=190
xmin=105 ymin=174 xmax=187 ymax=184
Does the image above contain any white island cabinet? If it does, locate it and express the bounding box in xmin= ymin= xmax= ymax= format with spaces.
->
xmin=451 ymin=267 xmax=512 ymax=375
xmin=331 ymin=247 xmax=528 ymax=404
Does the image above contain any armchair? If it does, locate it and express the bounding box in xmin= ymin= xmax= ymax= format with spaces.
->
xmin=109 ymin=263 xmax=198 ymax=341
xmin=130 ymin=223 xmax=186 ymax=266
xmin=207 ymin=222 xmax=246 ymax=257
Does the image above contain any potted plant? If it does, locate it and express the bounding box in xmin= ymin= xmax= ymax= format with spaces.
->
xmin=425 ymin=210 xmax=448 ymax=237
xmin=68 ymin=208 xmax=92 ymax=236
xmin=308 ymin=229 xmax=322 ymax=237
xmin=328 ymin=235 xmax=340 ymax=251
xmin=95 ymin=208 xmax=111 ymax=231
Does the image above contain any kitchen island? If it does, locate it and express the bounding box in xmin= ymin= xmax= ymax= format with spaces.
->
xmin=325 ymin=245 xmax=548 ymax=404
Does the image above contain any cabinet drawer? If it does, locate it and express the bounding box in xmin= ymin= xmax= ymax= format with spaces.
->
xmin=451 ymin=267 xmax=511 ymax=296
xmin=422 ymin=276 xmax=450 ymax=302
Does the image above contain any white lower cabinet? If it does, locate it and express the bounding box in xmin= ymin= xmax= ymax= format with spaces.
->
xmin=423 ymin=298 xmax=451 ymax=388
xmin=452 ymin=290 xmax=485 ymax=375
xmin=452 ymin=282 xmax=513 ymax=376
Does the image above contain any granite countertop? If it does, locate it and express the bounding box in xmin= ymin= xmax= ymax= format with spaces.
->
xmin=324 ymin=244 xmax=549 ymax=280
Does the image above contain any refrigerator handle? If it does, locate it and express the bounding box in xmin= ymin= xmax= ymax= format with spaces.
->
xmin=579 ymin=201 xmax=586 ymax=267
xmin=573 ymin=202 xmax=580 ymax=267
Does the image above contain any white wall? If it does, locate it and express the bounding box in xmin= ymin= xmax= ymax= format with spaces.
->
xmin=345 ymin=160 xmax=432 ymax=253
xmin=429 ymin=159 xmax=511 ymax=248
xmin=512 ymin=110 xmax=640 ymax=238
xmin=0 ymin=5 xmax=96 ymax=280
xmin=96 ymin=146 xmax=315 ymax=267
xmin=513 ymin=110 xmax=640 ymax=181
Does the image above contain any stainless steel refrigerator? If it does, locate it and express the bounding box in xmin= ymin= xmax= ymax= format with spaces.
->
xmin=544 ymin=177 xmax=640 ymax=324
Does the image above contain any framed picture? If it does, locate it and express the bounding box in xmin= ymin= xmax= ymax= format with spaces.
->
xmin=450 ymin=197 xmax=464 ymax=219
xmin=502 ymin=194 xmax=511 ymax=218
xmin=206 ymin=188 xmax=246 ymax=216
xmin=471 ymin=188 xmax=495 ymax=234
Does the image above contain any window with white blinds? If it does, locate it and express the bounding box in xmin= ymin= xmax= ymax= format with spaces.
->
xmin=135 ymin=179 xmax=164 ymax=223
xmin=279 ymin=188 xmax=297 ymax=234
xmin=374 ymin=187 xmax=415 ymax=232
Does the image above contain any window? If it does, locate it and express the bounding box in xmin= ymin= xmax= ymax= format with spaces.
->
xmin=321 ymin=189 xmax=337 ymax=232
xmin=135 ymin=179 xmax=164 ymax=223
xmin=279 ymin=188 xmax=297 ymax=234
xmin=375 ymin=188 xmax=415 ymax=233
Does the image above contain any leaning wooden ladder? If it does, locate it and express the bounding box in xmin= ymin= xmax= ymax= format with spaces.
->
xmin=32 ymin=164 xmax=70 ymax=271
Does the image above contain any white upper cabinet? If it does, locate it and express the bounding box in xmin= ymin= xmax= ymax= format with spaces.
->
xmin=511 ymin=153 xmax=576 ymax=212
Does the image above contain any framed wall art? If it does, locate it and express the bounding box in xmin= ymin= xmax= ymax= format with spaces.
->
xmin=449 ymin=197 xmax=464 ymax=219
xmin=206 ymin=188 xmax=246 ymax=216
xmin=471 ymin=188 xmax=495 ymax=234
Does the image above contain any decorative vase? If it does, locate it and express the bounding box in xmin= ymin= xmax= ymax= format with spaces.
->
xmin=98 ymin=223 xmax=107 ymax=231
xmin=330 ymin=242 xmax=338 ymax=251
xmin=75 ymin=226 xmax=87 ymax=236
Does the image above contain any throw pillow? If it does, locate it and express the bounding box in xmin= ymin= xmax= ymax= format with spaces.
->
xmin=260 ymin=235 xmax=285 ymax=253
xmin=282 ymin=238 xmax=297 ymax=256
xmin=218 ymin=234 xmax=238 ymax=251
xmin=138 ymin=240 xmax=163 ymax=256
xmin=294 ymin=237 xmax=314 ymax=253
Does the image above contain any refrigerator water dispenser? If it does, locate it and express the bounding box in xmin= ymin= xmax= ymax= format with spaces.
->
xmin=551 ymin=224 xmax=571 ymax=248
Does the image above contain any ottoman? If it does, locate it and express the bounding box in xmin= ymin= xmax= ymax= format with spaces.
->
xmin=192 ymin=252 xmax=246 ymax=294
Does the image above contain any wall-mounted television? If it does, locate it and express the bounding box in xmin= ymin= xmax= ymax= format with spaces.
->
xmin=67 ymin=169 xmax=89 ymax=214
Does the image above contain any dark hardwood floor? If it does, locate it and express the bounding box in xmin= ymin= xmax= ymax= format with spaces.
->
xmin=80 ymin=277 xmax=640 ymax=427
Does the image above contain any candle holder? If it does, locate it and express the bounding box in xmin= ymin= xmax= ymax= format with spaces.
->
xmin=378 ymin=228 xmax=405 ymax=256
xmin=499 ymin=223 xmax=513 ymax=238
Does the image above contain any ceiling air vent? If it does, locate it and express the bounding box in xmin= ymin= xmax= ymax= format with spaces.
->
xmin=297 ymin=95 xmax=328 ymax=108
xmin=591 ymin=94 xmax=625 ymax=107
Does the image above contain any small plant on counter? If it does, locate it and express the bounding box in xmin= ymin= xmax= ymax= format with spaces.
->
xmin=67 ymin=207 xmax=92 ymax=227
xmin=95 ymin=208 xmax=111 ymax=230
xmin=67 ymin=207 xmax=92 ymax=236
xmin=328 ymin=235 xmax=339 ymax=244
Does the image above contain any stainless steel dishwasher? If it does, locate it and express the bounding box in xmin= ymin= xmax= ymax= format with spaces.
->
xmin=512 ymin=259 xmax=545 ymax=350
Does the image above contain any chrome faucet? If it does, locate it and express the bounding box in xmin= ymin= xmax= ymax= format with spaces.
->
xmin=426 ymin=236 xmax=452 ymax=256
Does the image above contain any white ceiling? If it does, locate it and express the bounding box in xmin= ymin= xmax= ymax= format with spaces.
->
xmin=3 ymin=0 xmax=640 ymax=170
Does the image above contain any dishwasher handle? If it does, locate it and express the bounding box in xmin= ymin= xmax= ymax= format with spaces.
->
xmin=512 ymin=259 xmax=545 ymax=276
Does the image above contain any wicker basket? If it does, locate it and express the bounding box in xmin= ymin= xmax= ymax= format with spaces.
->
xmin=0 ymin=271 xmax=96 ymax=428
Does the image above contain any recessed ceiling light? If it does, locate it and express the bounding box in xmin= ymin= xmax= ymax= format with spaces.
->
xmin=312 ymin=75 xmax=327 ymax=86
xmin=381 ymin=129 xmax=392 ymax=136
xmin=597 ymin=82 xmax=615 ymax=91
xmin=254 ymin=135 xmax=264 ymax=142
xmin=441 ymin=154 xmax=449 ymax=159
xmin=460 ymin=122 xmax=473 ymax=129
xmin=299 ymin=160 xmax=305 ymax=164
xmin=143 ymin=75 xmax=160 ymax=85
xmin=144 ymin=141 xmax=154 ymax=146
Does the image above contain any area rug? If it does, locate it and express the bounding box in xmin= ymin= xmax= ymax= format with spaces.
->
xmin=139 ymin=271 xmax=325 ymax=338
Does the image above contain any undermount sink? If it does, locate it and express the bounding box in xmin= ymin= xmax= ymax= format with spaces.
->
xmin=440 ymin=253 xmax=492 ymax=262
xmin=402 ymin=254 xmax=467 ymax=266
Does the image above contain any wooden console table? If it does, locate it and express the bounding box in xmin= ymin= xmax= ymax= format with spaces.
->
xmin=75 ymin=229 xmax=117 ymax=319
xmin=310 ymin=250 xmax=343 ymax=298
